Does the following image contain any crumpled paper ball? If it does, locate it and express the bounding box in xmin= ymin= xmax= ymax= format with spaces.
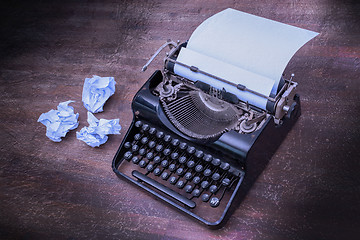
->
xmin=76 ymin=112 xmax=121 ymax=147
xmin=37 ymin=100 xmax=79 ymax=142
xmin=82 ymin=75 xmax=116 ymax=113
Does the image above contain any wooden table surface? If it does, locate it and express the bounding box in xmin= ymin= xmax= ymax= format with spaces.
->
xmin=1 ymin=0 xmax=359 ymax=239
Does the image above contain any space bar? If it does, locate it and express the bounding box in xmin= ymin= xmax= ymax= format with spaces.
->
xmin=132 ymin=170 xmax=196 ymax=209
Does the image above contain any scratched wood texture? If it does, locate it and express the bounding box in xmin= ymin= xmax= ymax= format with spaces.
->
xmin=0 ymin=0 xmax=359 ymax=239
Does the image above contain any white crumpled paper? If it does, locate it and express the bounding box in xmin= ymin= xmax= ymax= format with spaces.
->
xmin=82 ymin=75 xmax=116 ymax=113
xmin=37 ymin=100 xmax=79 ymax=142
xmin=76 ymin=112 xmax=121 ymax=147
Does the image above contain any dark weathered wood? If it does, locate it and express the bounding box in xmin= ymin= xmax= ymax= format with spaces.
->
xmin=1 ymin=0 xmax=359 ymax=239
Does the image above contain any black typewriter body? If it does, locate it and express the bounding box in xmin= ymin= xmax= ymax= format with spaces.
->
xmin=112 ymin=66 xmax=301 ymax=228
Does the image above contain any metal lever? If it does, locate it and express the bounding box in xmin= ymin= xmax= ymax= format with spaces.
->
xmin=142 ymin=40 xmax=178 ymax=72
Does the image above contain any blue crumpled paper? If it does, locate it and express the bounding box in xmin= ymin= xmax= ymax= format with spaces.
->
xmin=76 ymin=112 xmax=121 ymax=147
xmin=82 ymin=75 xmax=116 ymax=113
xmin=37 ymin=100 xmax=79 ymax=142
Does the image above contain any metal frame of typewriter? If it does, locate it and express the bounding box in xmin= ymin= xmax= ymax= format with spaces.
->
xmin=112 ymin=41 xmax=301 ymax=228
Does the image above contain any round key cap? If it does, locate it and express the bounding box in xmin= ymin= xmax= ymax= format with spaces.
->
xmin=161 ymin=171 xmax=169 ymax=180
xmin=131 ymin=156 xmax=140 ymax=164
xmin=176 ymin=180 xmax=185 ymax=189
xmin=184 ymin=184 xmax=193 ymax=193
xmin=169 ymin=176 xmax=178 ymax=185
xmin=146 ymin=164 xmax=154 ymax=172
xmin=220 ymin=162 xmax=230 ymax=171
xmin=148 ymin=141 xmax=156 ymax=149
xmin=146 ymin=152 xmax=154 ymax=160
xmin=155 ymin=144 xmax=163 ymax=152
xmin=210 ymin=197 xmax=220 ymax=208
xmin=124 ymin=151 xmax=132 ymax=160
xmin=139 ymin=160 xmax=147 ymax=168
xmin=209 ymin=185 xmax=218 ymax=193
xmin=193 ymin=176 xmax=201 ymax=184
xmin=161 ymin=160 xmax=169 ymax=168
xmin=163 ymin=148 xmax=171 ymax=156
xmin=203 ymin=169 xmax=212 ymax=177
xmin=134 ymin=133 xmax=142 ymax=141
xmin=187 ymin=146 xmax=196 ymax=154
xmin=149 ymin=127 xmax=157 ymax=135
xmin=171 ymin=139 xmax=180 ymax=147
xmin=176 ymin=168 xmax=184 ymax=176
xmin=131 ymin=144 xmax=139 ymax=152
xmin=212 ymin=173 xmax=221 ymax=181
xmin=184 ymin=172 xmax=193 ymax=180
xmin=201 ymin=181 xmax=209 ymax=189
xmin=168 ymin=163 xmax=176 ymax=172
xmin=139 ymin=148 xmax=146 ymax=156
xmin=141 ymin=137 xmax=149 ymax=145
xmin=178 ymin=156 xmax=187 ymax=164
xmin=203 ymin=154 xmax=213 ymax=162
xmin=179 ymin=142 xmax=187 ymax=150
xmin=195 ymin=150 xmax=204 ymax=158
xmin=187 ymin=160 xmax=195 ymax=168
xmin=156 ymin=131 xmax=164 ymax=139
xmin=153 ymin=168 xmax=161 ymax=176
xmin=202 ymin=193 xmax=210 ymax=202
xmin=211 ymin=158 xmax=221 ymax=166
xmin=153 ymin=156 xmax=161 ymax=164
xmin=163 ymin=135 xmax=172 ymax=142
xmin=170 ymin=152 xmax=179 ymax=160
xmin=195 ymin=164 xmax=203 ymax=173
xmin=141 ymin=124 xmax=150 ymax=132
xmin=192 ymin=189 xmax=201 ymax=197
xmin=222 ymin=178 xmax=231 ymax=187
xmin=134 ymin=120 xmax=142 ymax=128
xmin=124 ymin=142 xmax=132 ymax=149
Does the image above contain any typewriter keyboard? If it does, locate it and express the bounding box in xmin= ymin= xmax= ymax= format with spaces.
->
xmin=116 ymin=120 xmax=244 ymax=221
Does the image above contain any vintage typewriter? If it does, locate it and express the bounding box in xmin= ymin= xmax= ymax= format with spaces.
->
xmin=112 ymin=9 xmax=317 ymax=228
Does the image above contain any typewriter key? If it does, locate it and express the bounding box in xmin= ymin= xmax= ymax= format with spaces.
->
xmin=163 ymin=135 xmax=172 ymax=142
xmin=134 ymin=120 xmax=142 ymax=128
xmin=168 ymin=163 xmax=177 ymax=172
xmin=187 ymin=146 xmax=196 ymax=154
xmin=134 ymin=133 xmax=142 ymax=141
xmin=184 ymin=185 xmax=193 ymax=193
xmin=211 ymin=158 xmax=221 ymax=166
xmin=193 ymin=176 xmax=201 ymax=184
xmin=203 ymin=154 xmax=213 ymax=162
xmin=146 ymin=152 xmax=154 ymax=160
xmin=176 ymin=168 xmax=184 ymax=176
xmin=124 ymin=142 xmax=131 ymax=149
xmin=178 ymin=156 xmax=187 ymax=164
xmin=195 ymin=150 xmax=204 ymax=158
xmin=139 ymin=160 xmax=147 ymax=168
xmin=195 ymin=164 xmax=204 ymax=172
xmin=184 ymin=172 xmax=193 ymax=180
xmin=210 ymin=197 xmax=220 ymax=207
xmin=209 ymin=185 xmax=218 ymax=193
xmin=153 ymin=156 xmax=161 ymax=164
xmin=176 ymin=180 xmax=185 ymax=189
xmin=131 ymin=156 xmax=140 ymax=164
xmin=146 ymin=164 xmax=154 ymax=172
xmin=163 ymin=148 xmax=171 ymax=156
xmin=170 ymin=152 xmax=179 ymax=160
xmin=141 ymin=137 xmax=149 ymax=145
xmin=156 ymin=131 xmax=164 ymax=139
xmin=222 ymin=178 xmax=231 ymax=187
xmin=201 ymin=181 xmax=210 ymax=189
xmin=203 ymin=169 xmax=212 ymax=177
xmin=153 ymin=168 xmax=161 ymax=176
xmin=212 ymin=173 xmax=221 ymax=181
xmin=161 ymin=160 xmax=169 ymax=168
xmin=141 ymin=124 xmax=150 ymax=132
xmin=187 ymin=160 xmax=195 ymax=168
xmin=131 ymin=144 xmax=139 ymax=153
xmin=124 ymin=151 xmax=132 ymax=161
xmin=179 ymin=142 xmax=187 ymax=150
xmin=148 ymin=141 xmax=156 ymax=149
xmin=169 ymin=176 xmax=178 ymax=185
xmin=155 ymin=144 xmax=164 ymax=152
xmin=192 ymin=189 xmax=201 ymax=197
xmin=171 ymin=139 xmax=180 ymax=147
xmin=161 ymin=171 xmax=169 ymax=180
xmin=201 ymin=193 xmax=210 ymax=202
xmin=148 ymin=127 xmax=157 ymax=135
xmin=139 ymin=148 xmax=147 ymax=156
xmin=220 ymin=162 xmax=230 ymax=171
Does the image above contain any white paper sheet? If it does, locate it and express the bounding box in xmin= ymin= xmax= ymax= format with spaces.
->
xmin=174 ymin=8 xmax=318 ymax=110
